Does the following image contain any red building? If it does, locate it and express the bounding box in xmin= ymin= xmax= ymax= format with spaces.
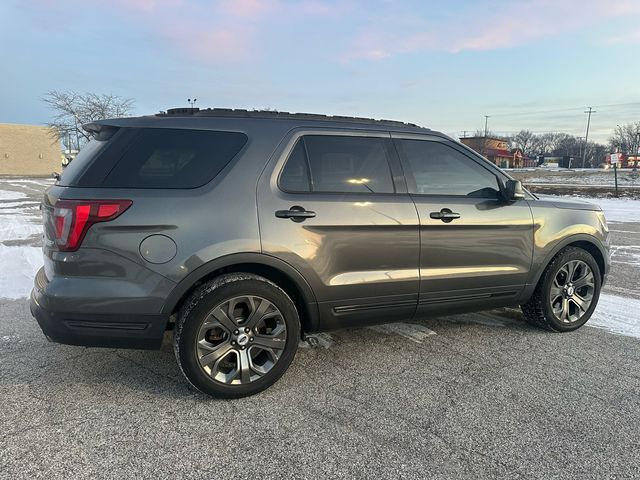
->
xmin=606 ymin=153 xmax=639 ymax=168
xmin=460 ymin=136 xmax=535 ymax=168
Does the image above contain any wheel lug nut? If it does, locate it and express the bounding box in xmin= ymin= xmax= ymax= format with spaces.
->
xmin=244 ymin=328 xmax=250 ymax=333
xmin=234 ymin=329 xmax=239 ymax=335
xmin=250 ymin=337 xmax=254 ymax=342
xmin=241 ymin=346 xmax=245 ymax=350
xmin=231 ymin=341 xmax=236 ymax=345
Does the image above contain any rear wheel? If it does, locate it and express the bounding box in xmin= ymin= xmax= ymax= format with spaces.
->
xmin=521 ymin=247 xmax=601 ymax=332
xmin=173 ymin=273 xmax=300 ymax=398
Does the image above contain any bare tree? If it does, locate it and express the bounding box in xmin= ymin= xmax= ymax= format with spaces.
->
xmin=512 ymin=130 xmax=534 ymax=155
xmin=609 ymin=122 xmax=640 ymax=155
xmin=43 ymin=91 xmax=134 ymax=149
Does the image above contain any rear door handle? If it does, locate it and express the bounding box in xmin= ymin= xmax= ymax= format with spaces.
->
xmin=275 ymin=205 xmax=316 ymax=222
xmin=429 ymin=208 xmax=460 ymax=223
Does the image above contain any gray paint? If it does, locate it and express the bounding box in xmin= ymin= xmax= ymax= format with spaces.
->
xmin=139 ymin=235 xmax=177 ymax=264
xmin=31 ymin=111 xmax=611 ymax=349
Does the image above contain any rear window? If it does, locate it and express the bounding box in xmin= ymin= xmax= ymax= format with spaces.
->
xmin=103 ymin=128 xmax=247 ymax=189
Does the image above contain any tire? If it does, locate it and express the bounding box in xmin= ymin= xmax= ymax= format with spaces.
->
xmin=521 ymin=246 xmax=601 ymax=332
xmin=173 ymin=273 xmax=300 ymax=398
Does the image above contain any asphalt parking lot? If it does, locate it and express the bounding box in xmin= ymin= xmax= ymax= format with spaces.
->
xmin=1 ymin=179 xmax=639 ymax=479
xmin=2 ymin=300 xmax=640 ymax=479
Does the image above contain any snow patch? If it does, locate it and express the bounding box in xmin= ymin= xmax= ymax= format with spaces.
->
xmin=590 ymin=197 xmax=640 ymax=224
xmin=0 ymin=190 xmax=27 ymax=201
xmin=589 ymin=294 xmax=640 ymax=339
xmin=0 ymin=213 xmax=42 ymax=243
xmin=0 ymin=245 xmax=43 ymax=299
xmin=0 ymin=201 xmax=36 ymax=209
xmin=300 ymin=332 xmax=334 ymax=349
xmin=369 ymin=322 xmax=436 ymax=343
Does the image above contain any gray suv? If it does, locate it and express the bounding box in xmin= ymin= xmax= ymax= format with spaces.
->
xmin=31 ymin=108 xmax=610 ymax=398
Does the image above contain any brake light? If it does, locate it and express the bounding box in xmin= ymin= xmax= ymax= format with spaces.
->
xmin=52 ymin=199 xmax=132 ymax=251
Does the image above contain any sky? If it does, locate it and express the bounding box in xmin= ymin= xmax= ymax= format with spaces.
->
xmin=1 ymin=0 xmax=639 ymax=143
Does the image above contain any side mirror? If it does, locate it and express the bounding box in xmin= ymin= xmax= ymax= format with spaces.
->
xmin=504 ymin=179 xmax=525 ymax=201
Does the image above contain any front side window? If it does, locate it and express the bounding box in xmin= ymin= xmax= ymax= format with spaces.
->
xmin=279 ymin=135 xmax=395 ymax=194
xmin=395 ymin=139 xmax=500 ymax=197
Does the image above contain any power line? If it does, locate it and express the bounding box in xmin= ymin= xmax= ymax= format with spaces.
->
xmin=486 ymin=101 xmax=640 ymax=118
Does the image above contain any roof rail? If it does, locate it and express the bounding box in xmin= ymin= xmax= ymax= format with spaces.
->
xmin=158 ymin=107 xmax=426 ymax=129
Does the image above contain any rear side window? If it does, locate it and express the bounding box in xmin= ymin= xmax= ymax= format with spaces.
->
xmin=102 ymin=128 xmax=247 ymax=189
xmin=59 ymin=137 xmax=110 ymax=186
xmin=279 ymin=140 xmax=310 ymax=192
xmin=279 ymin=135 xmax=395 ymax=194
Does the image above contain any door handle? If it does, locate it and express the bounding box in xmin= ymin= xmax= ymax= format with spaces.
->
xmin=429 ymin=208 xmax=460 ymax=223
xmin=275 ymin=205 xmax=316 ymax=222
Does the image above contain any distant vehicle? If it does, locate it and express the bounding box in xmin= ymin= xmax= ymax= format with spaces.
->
xmin=31 ymin=108 xmax=610 ymax=397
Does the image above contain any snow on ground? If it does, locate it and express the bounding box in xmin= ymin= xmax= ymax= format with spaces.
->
xmin=0 ymin=178 xmax=46 ymax=299
xmin=587 ymin=196 xmax=639 ymax=223
xmin=0 ymin=245 xmax=42 ymax=300
xmin=539 ymin=194 xmax=640 ymax=223
xmin=589 ymin=294 xmax=640 ymax=339
xmin=0 ymin=213 xmax=42 ymax=243
xmin=0 ymin=190 xmax=26 ymax=200
xmin=509 ymin=168 xmax=640 ymax=187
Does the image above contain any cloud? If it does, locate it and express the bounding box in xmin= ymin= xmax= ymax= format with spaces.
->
xmin=344 ymin=0 xmax=640 ymax=61
xmin=607 ymin=30 xmax=640 ymax=44
xmin=86 ymin=0 xmax=350 ymax=62
xmin=217 ymin=0 xmax=280 ymax=19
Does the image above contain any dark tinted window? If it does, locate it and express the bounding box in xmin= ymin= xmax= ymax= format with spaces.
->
xmin=103 ymin=128 xmax=247 ymax=188
xmin=58 ymin=137 xmax=110 ymax=186
xmin=396 ymin=140 xmax=500 ymax=197
xmin=279 ymin=140 xmax=310 ymax=192
xmin=303 ymin=135 xmax=394 ymax=193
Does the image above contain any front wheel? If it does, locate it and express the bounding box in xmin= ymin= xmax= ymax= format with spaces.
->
xmin=521 ymin=247 xmax=601 ymax=332
xmin=173 ymin=273 xmax=300 ymax=398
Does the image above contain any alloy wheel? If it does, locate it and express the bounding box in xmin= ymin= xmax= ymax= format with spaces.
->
xmin=549 ymin=260 xmax=595 ymax=323
xmin=195 ymin=295 xmax=287 ymax=385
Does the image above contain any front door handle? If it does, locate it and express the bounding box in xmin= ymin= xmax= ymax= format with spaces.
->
xmin=429 ymin=208 xmax=460 ymax=223
xmin=275 ymin=205 xmax=316 ymax=222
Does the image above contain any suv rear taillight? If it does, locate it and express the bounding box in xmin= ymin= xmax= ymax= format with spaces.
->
xmin=53 ymin=199 xmax=132 ymax=252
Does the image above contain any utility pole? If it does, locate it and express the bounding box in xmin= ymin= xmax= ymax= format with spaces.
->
xmin=582 ymin=107 xmax=596 ymax=168
xmin=482 ymin=116 xmax=491 ymax=158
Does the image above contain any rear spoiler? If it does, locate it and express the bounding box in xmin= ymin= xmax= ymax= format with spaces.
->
xmin=82 ymin=122 xmax=119 ymax=141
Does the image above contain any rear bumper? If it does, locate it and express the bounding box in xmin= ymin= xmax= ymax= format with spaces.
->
xmin=30 ymin=268 xmax=169 ymax=350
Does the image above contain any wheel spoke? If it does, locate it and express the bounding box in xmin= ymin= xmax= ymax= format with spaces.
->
xmin=567 ymin=261 xmax=578 ymax=282
xmin=571 ymin=294 xmax=590 ymax=313
xmin=245 ymin=297 xmax=273 ymax=329
xmin=198 ymin=342 xmax=233 ymax=367
xmin=237 ymin=349 xmax=252 ymax=384
xmin=550 ymin=285 xmax=563 ymax=299
xmin=560 ymin=297 xmax=570 ymax=322
xmin=252 ymin=334 xmax=286 ymax=350
xmin=210 ymin=306 xmax=237 ymax=333
xmin=573 ymin=271 xmax=594 ymax=290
